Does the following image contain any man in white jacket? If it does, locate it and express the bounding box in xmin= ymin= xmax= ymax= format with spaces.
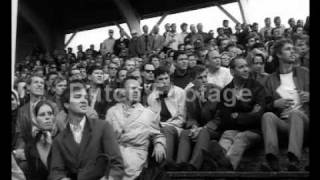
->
xmin=106 ymin=77 xmax=166 ymax=180
xmin=147 ymin=66 xmax=186 ymax=170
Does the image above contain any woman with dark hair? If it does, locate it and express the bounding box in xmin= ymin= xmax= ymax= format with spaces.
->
xmin=24 ymin=100 xmax=59 ymax=180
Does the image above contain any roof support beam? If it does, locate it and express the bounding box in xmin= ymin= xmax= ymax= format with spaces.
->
xmin=112 ymin=0 xmax=142 ymax=35
xmin=238 ymin=0 xmax=249 ymax=24
xmin=156 ymin=13 xmax=168 ymax=27
xmin=217 ymin=4 xmax=240 ymax=24
xmin=64 ymin=32 xmax=77 ymax=48
xmin=114 ymin=23 xmax=131 ymax=39
xmin=150 ymin=13 xmax=167 ymax=34
xmin=12 ymin=0 xmax=18 ymax=88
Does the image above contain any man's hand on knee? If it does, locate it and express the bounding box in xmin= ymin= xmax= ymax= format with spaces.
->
xmin=152 ymin=143 xmax=166 ymax=163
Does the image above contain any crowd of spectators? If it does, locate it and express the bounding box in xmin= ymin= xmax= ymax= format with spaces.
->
xmin=12 ymin=16 xmax=309 ymax=180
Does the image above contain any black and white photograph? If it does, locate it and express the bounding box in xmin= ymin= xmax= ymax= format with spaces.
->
xmin=11 ymin=0 xmax=310 ymax=179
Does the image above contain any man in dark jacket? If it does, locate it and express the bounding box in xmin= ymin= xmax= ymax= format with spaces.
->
xmin=176 ymin=65 xmax=221 ymax=170
xmin=49 ymin=80 xmax=124 ymax=180
xmin=260 ymin=39 xmax=309 ymax=171
xmin=171 ymin=52 xmax=194 ymax=89
xmin=87 ymin=65 xmax=110 ymax=119
xmin=208 ymin=56 xmax=267 ymax=170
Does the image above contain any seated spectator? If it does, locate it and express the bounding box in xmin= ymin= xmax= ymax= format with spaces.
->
xmin=292 ymin=34 xmax=309 ymax=68
xmin=106 ymin=77 xmax=166 ymax=179
xmin=171 ymin=52 xmax=194 ymax=89
xmin=50 ymin=76 xmax=67 ymax=111
xmin=261 ymin=39 xmax=309 ymax=171
xmin=45 ymin=72 xmax=59 ymax=99
xmin=49 ymin=80 xmax=124 ymax=180
xmin=150 ymin=54 xmax=161 ymax=69
xmin=106 ymin=62 xmax=119 ymax=88
xmin=141 ymin=63 xmax=155 ymax=105
xmin=206 ymin=50 xmax=233 ymax=89
xmin=147 ymin=67 xmax=186 ymax=170
xmin=24 ymin=101 xmax=59 ymax=180
xmin=176 ymin=65 xmax=221 ymax=170
xmin=220 ymin=51 xmax=233 ymax=68
xmin=127 ymin=69 xmax=143 ymax=85
xmin=69 ymin=67 xmax=82 ymax=81
xmin=208 ymin=56 xmax=267 ymax=170
xmin=87 ymin=65 xmax=109 ymax=119
xmin=250 ymin=53 xmax=269 ymax=86
xmin=116 ymin=68 xmax=128 ymax=87
xmin=14 ymin=75 xmax=59 ymax=153
xmin=124 ymin=58 xmax=136 ymax=73
xmin=188 ymin=54 xmax=198 ymax=70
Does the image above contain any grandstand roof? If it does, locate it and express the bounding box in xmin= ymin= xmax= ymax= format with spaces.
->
xmin=19 ymin=0 xmax=236 ymax=34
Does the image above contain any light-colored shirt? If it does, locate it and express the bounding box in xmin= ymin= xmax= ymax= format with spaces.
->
xmin=207 ymin=67 xmax=233 ymax=89
xmin=70 ymin=116 xmax=86 ymax=144
xmin=277 ymin=72 xmax=301 ymax=118
xmin=101 ymin=38 xmax=115 ymax=55
xmin=89 ymin=88 xmax=99 ymax=109
xmin=177 ymin=32 xmax=188 ymax=45
xmin=165 ymin=32 xmax=179 ymax=50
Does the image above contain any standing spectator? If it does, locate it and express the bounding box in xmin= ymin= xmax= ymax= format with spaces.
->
xmin=177 ymin=23 xmax=189 ymax=45
xmin=67 ymin=47 xmax=76 ymax=59
xmin=286 ymin=18 xmax=297 ymax=34
xmin=222 ymin=20 xmax=233 ymax=37
xmin=261 ymin=39 xmax=309 ymax=171
xmin=128 ymin=30 xmax=140 ymax=57
xmin=150 ymin=25 xmax=165 ymax=51
xmin=138 ymin=25 xmax=153 ymax=56
xmin=114 ymin=29 xmax=130 ymax=56
xmin=49 ymin=80 xmax=124 ymax=180
xmin=164 ymin=23 xmax=179 ymax=50
xmin=273 ymin=16 xmax=286 ymax=36
xmin=196 ymin=23 xmax=208 ymax=46
xmin=185 ymin=24 xmax=203 ymax=47
xmin=297 ymin=19 xmax=304 ymax=28
xmin=163 ymin=23 xmax=171 ymax=39
xmin=89 ymin=44 xmax=98 ymax=57
xmin=216 ymin=28 xmax=229 ymax=43
xmin=260 ymin=17 xmax=273 ymax=42
xmin=100 ymin=29 xmax=116 ymax=55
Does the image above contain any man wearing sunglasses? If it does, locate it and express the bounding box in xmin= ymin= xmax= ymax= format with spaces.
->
xmin=141 ymin=63 xmax=155 ymax=105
